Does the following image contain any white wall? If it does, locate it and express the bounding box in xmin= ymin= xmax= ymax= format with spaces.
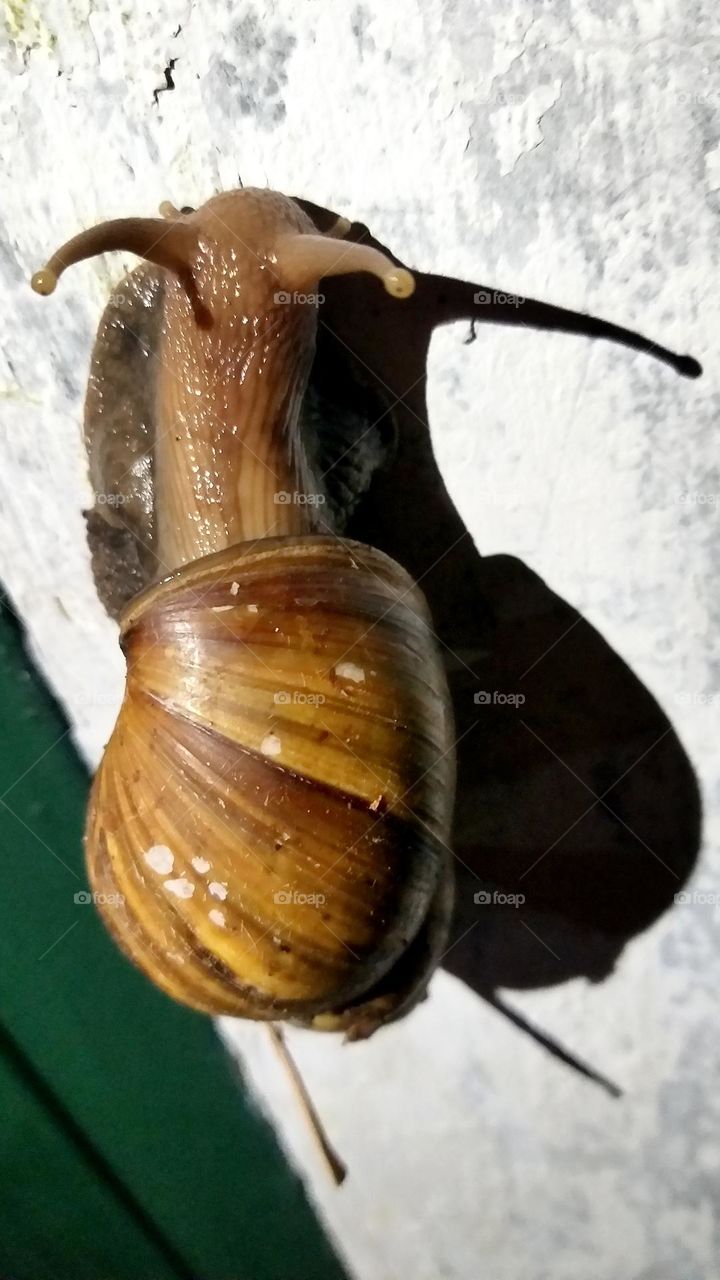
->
xmin=1 ymin=3 xmax=718 ymax=1277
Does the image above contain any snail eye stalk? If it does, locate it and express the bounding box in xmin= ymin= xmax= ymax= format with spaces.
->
xmin=31 ymin=216 xmax=203 ymax=296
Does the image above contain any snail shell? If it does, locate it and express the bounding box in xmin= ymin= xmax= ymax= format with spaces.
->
xmin=306 ymin=849 xmax=454 ymax=1039
xmin=86 ymin=535 xmax=455 ymax=1020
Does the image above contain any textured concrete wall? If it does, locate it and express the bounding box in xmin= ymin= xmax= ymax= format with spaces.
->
xmin=1 ymin=2 xmax=719 ymax=1277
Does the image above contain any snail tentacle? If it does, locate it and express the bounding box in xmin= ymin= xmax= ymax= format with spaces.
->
xmin=31 ymin=216 xmax=207 ymax=306
xmin=274 ymin=233 xmax=414 ymax=298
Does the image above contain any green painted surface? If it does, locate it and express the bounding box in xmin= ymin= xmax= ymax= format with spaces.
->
xmin=0 ymin=594 xmax=347 ymax=1280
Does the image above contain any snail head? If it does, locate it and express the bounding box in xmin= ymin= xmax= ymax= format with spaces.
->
xmin=30 ymin=187 xmax=415 ymax=327
xmin=30 ymin=188 xmax=416 ymax=565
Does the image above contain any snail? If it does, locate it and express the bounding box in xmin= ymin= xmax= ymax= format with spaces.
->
xmin=32 ymin=187 xmax=457 ymax=1043
xmin=31 ymin=184 xmax=704 ymax=1188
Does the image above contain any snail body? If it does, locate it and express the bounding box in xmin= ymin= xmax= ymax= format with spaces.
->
xmin=33 ymin=187 xmax=455 ymax=1037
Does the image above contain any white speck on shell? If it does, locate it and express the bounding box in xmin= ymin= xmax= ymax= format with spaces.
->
xmin=164 ymin=877 xmax=195 ymax=899
xmin=229 ymin=581 xmax=240 ymax=595
xmin=209 ymin=909 xmax=226 ymax=928
xmin=144 ymin=845 xmax=174 ymax=875
xmin=335 ymin=661 xmax=366 ymax=683
xmin=211 ymin=604 xmax=233 ymax=612
xmin=247 ymin=603 xmax=259 ymax=613
xmin=261 ymin=732 xmax=282 ymax=757
xmin=209 ymin=881 xmax=228 ymax=900
xmin=192 ymin=857 xmax=211 ymax=874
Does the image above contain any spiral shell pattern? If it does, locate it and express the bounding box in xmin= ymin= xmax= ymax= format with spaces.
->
xmin=86 ymin=536 xmax=455 ymax=1019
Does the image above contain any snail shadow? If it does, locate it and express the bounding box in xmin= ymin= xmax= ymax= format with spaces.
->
xmin=296 ymin=198 xmax=702 ymax=1003
xmin=434 ymin=552 xmax=702 ymax=996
